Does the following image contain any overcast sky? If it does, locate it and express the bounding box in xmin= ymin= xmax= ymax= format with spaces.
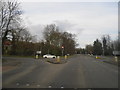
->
xmin=19 ymin=1 xmax=118 ymax=48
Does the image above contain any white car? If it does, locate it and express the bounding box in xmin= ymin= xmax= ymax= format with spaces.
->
xmin=43 ymin=54 xmax=56 ymax=58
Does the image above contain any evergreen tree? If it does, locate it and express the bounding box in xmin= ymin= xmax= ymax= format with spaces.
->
xmin=93 ymin=39 xmax=103 ymax=55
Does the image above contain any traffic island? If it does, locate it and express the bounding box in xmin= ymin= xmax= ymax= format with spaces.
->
xmin=46 ymin=58 xmax=67 ymax=64
xmin=47 ymin=60 xmax=67 ymax=64
xmin=44 ymin=56 xmax=68 ymax=64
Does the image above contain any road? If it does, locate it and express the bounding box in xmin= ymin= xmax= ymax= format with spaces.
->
xmin=2 ymin=54 xmax=118 ymax=88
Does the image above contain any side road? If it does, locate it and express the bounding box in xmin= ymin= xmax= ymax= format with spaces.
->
xmin=2 ymin=54 xmax=119 ymax=73
xmin=2 ymin=56 xmax=70 ymax=73
xmin=86 ymin=54 xmax=119 ymax=66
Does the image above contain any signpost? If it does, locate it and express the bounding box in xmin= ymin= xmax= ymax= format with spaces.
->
xmin=113 ymin=51 xmax=120 ymax=56
xmin=35 ymin=51 xmax=41 ymax=59
xmin=113 ymin=51 xmax=120 ymax=62
xmin=36 ymin=51 xmax=41 ymax=54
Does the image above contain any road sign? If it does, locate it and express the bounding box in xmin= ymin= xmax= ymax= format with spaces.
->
xmin=113 ymin=51 xmax=120 ymax=56
xmin=36 ymin=51 xmax=41 ymax=54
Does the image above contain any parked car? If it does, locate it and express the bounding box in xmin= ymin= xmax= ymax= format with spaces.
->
xmin=43 ymin=54 xmax=56 ymax=58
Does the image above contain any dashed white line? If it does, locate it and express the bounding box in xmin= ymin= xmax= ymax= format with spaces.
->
xmin=48 ymin=85 xmax=52 ymax=88
xmin=61 ymin=86 xmax=64 ymax=88
xmin=26 ymin=83 xmax=30 ymax=86
xmin=37 ymin=84 xmax=40 ymax=87
xmin=16 ymin=83 xmax=19 ymax=86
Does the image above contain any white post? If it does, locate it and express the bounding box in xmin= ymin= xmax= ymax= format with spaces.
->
xmin=115 ymin=56 xmax=118 ymax=62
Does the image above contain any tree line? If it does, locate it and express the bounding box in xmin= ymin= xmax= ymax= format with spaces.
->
xmin=0 ymin=0 xmax=76 ymax=56
xmin=0 ymin=0 xmax=35 ymax=56
xmin=76 ymin=35 xmax=119 ymax=56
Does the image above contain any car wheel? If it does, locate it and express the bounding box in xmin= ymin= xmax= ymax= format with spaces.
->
xmin=45 ymin=57 xmax=47 ymax=58
xmin=53 ymin=57 xmax=55 ymax=58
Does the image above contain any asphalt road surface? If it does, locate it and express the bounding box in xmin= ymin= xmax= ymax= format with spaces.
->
xmin=2 ymin=54 xmax=118 ymax=88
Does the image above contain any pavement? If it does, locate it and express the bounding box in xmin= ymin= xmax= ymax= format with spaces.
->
xmin=2 ymin=54 xmax=118 ymax=88
xmin=89 ymin=55 xmax=119 ymax=66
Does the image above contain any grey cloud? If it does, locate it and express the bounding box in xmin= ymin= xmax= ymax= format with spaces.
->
xmin=27 ymin=20 xmax=84 ymax=42
xmin=54 ymin=20 xmax=84 ymax=34
xmin=28 ymin=24 xmax=44 ymax=41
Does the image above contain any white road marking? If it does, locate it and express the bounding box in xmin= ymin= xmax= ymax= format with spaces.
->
xmin=61 ymin=86 xmax=64 ymax=88
xmin=37 ymin=84 xmax=40 ymax=87
xmin=88 ymin=89 xmax=92 ymax=90
xmin=74 ymin=88 xmax=77 ymax=89
xmin=114 ymin=70 xmax=118 ymax=73
xmin=16 ymin=83 xmax=19 ymax=86
xmin=48 ymin=85 xmax=52 ymax=88
xmin=26 ymin=83 xmax=30 ymax=86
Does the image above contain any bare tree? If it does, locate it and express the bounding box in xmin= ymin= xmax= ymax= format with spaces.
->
xmin=19 ymin=29 xmax=32 ymax=42
xmin=85 ymin=44 xmax=93 ymax=54
xmin=43 ymin=24 xmax=77 ymax=55
xmin=101 ymin=35 xmax=114 ymax=55
xmin=0 ymin=0 xmax=22 ymax=44
xmin=0 ymin=0 xmax=23 ymax=54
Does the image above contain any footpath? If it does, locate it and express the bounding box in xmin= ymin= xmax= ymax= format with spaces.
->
xmin=2 ymin=58 xmax=22 ymax=72
xmin=93 ymin=55 xmax=119 ymax=66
